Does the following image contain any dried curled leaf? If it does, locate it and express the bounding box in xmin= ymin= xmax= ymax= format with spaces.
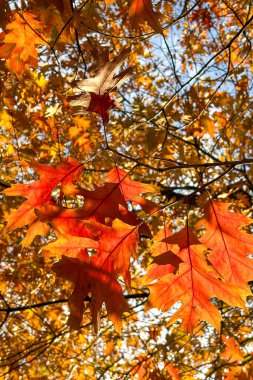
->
xmin=68 ymin=49 xmax=132 ymax=122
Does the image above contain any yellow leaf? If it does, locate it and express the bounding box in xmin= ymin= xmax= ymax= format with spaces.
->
xmin=0 ymin=12 xmax=47 ymax=75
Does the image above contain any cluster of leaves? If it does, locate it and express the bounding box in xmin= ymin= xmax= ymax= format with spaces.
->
xmin=1 ymin=0 xmax=253 ymax=379
xmin=3 ymin=157 xmax=253 ymax=336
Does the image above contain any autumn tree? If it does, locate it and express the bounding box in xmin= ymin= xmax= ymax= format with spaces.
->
xmin=1 ymin=0 xmax=253 ymax=378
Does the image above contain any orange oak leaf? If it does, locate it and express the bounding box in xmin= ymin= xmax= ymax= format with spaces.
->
xmin=62 ymin=180 xmax=151 ymax=236
xmin=68 ymin=117 xmax=91 ymax=152
xmin=105 ymin=167 xmax=158 ymax=214
xmin=144 ymin=227 xmax=182 ymax=283
xmin=21 ymin=220 xmax=50 ymax=248
xmin=196 ymin=200 xmax=253 ymax=290
xmin=36 ymin=186 xmax=148 ymax=239
xmin=36 ymin=205 xmax=96 ymax=264
xmin=128 ymin=0 xmax=163 ymax=35
xmin=143 ymin=227 xmax=248 ymax=333
xmin=43 ymin=233 xmax=99 ymax=259
xmin=0 ymin=11 xmax=47 ymax=76
xmin=42 ymin=215 xmax=138 ymax=286
xmin=104 ymin=0 xmax=163 ymax=34
xmin=144 ymin=251 xmax=181 ymax=284
xmin=221 ymin=336 xmax=245 ymax=362
xmin=76 ymin=183 xmax=143 ymax=225
xmin=29 ymin=157 xmax=83 ymax=184
xmin=84 ymin=218 xmax=139 ymax=286
xmin=35 ymin=204 xmax=92 ymax=238
xmin=53 ymin=255 xmax=129 ymax=332
xmin=2 ymin=158 xmax=83 ymax=238
xmin=221 ymin=367 xmax=249 ymax=380
xmin=149 ymin=226 xmax=174 ymax=256
xmin=68 ymin=49 xmax=131 ymax=122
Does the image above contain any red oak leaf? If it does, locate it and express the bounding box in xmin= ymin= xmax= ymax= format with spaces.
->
xmin=77 ymin=183 xmax=143 ymax=225
xmin=44 ymin=218 xmax=139 ymax=287
xmin=62 ymin=180 xmax=151 ymax=236
xmin=30 ymin=157 xmax=83 ymax=185
xmin=105 ymin=0 xmax=163 ymax=35
xmin=53 ymin=255 xmax=129 ymax=332
xmin=35 ymin=204 xmax=92 ymax=238
xmin=84 ymin=218 xmax=139 ymax=286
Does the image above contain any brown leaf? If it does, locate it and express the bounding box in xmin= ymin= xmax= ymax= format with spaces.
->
xmin=68 ymin=49 xmax=132 ymax=122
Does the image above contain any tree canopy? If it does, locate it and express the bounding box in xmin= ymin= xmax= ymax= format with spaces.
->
xmin=0 ymin=0 xmax=253 ymax=378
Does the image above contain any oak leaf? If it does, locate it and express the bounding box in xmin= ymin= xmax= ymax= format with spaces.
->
xmin=221 ymin=336 xmax=245 ymax=362
xmin=61 ymin=171 xmax=153 ymax=235
xmin=75 ymin=183 xmax=143 ymax=226
xmin=144 ymin=227 xmax=248 ymax=333
xmin=21 ymin=220 xmax=50 ymax=248
xmin=105 ymin=167 xmax=158 ymax=214
xmin=84 ymin=218 xmax=139 ymax=286
xmin=0 ymin=11 xmax=47 ymax=76
xmin=165 ymin=363 xmax=181 ymax=380
xmin=43 ymin=219 xmax=138 ymax=286
xmin=44 ymin=218 xmax=138 ymax=286
xmin=105 ymin=0 xmax=116 ymax=5
xmin=35 ymin=204 xmax=92 ymax=238
xmin=196 ymin=200 xmax=253 ymax=290
xmin=104 ymin=0 xmax=163 ymax=35
xmin=35 ymin=183 xmax=149 ymax=238
xmin=43 ymin=233 xmax=99 ymax=259
xmin=53 ymin=255 xmax=129 ymax=332
xmin=43 ymin=216 xmax=139 ymax=332
xmin=144 ymin=227 xmax=183 ymax=283
xmin=68 ymin=49 xmax=132 ymax=122
xmin=149 ymin=226 xmax=175 ymax=256
xmin=128 ymin=0 xmax=163 ymax=35
xmin=29 ymin=157 xmax=83 ymax=185
xmin=2 ymin=158 xmax=83 ymax=240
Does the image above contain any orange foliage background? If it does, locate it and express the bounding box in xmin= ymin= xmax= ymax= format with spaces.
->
xmin=0 ymin=0 xmax=253 ymax=378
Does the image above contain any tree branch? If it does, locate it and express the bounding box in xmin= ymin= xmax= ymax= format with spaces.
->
xmin=0 ymin=292 xmax=150 ymax=313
